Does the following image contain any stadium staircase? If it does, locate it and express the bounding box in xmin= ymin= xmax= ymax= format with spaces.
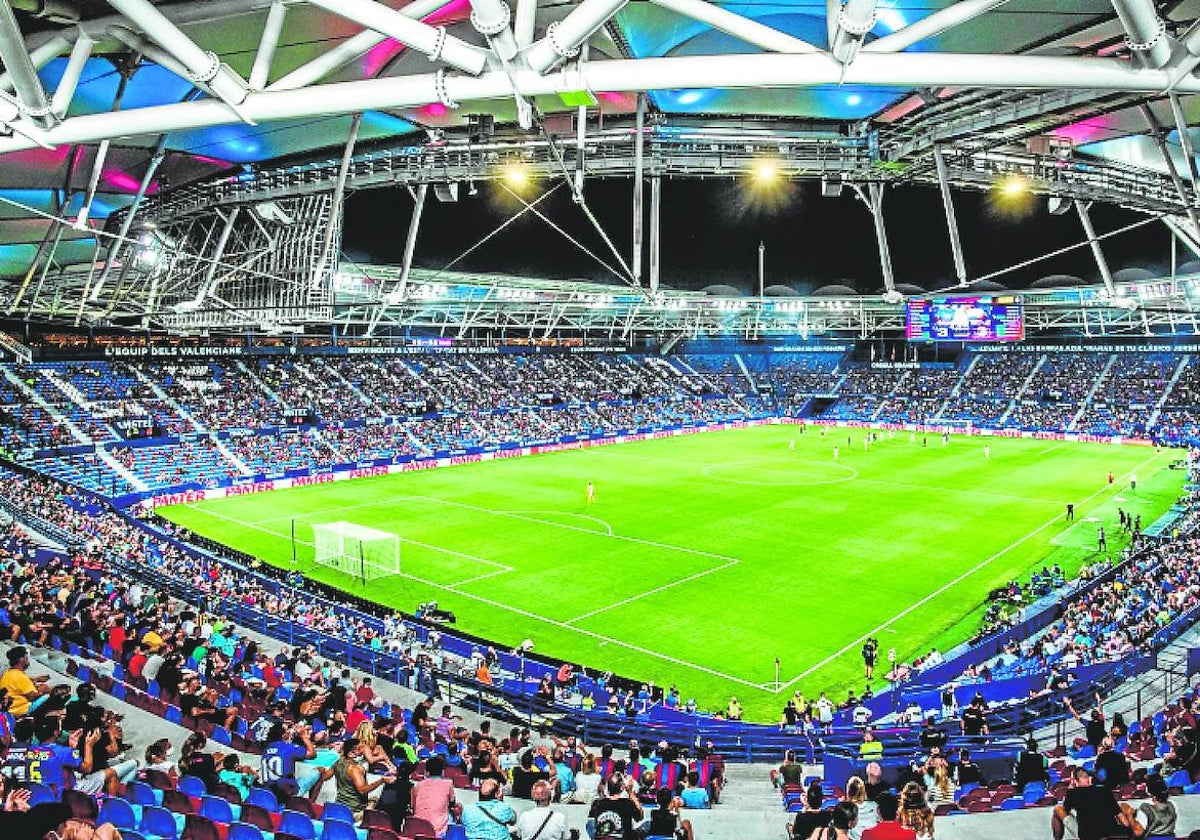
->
xmin=0 ymin=366 xmax=147 ymax=491
xmin=949 ymin=354 xmax=981 ymax=399
xmin=997 ymin=352 xmax=1047 ymax=424
xmin=1069 ymin=353 xmax=1117 ymax=431
xmin=870 ymin=369 xmax=912 ymax=420
xmin=733 ymin=354 xmax=758 ymax=391
xmin=310 ymin=356 xmax=385 ymax=416
xmin=127 ymin=364 xmax=253 ymax=475
xmin=1149 ymin=355 xmax=1192 ymax=429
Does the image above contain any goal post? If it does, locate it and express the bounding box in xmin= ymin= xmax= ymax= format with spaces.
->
xmin=311 ymin=521 xmax=401 ymax=582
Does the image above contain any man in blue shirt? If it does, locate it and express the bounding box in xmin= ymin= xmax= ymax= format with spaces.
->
xmin=460 ymin=779 xmax=516 ymax=840
xmin=552 ymin=747 xmax=576 ymax=800
xmin=260 ymin=722 xmax=321 ymax=798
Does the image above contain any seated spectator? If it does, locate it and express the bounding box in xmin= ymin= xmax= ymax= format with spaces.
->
xmin=411 ymin=755 xmax=459 ymax=837
xmin=218 ymin=753 xmax=258 ymax=800
xmin=845 ymin=776 xmax=877 ymax=835
xmin=516 ymin=779 xmax=578 ymax=840
xmin=512 ymin=748 xmax=553 ymax=799
xmin=1093 ymin=737 xmax=1130 ymax=788
xmin=570 ymin=753 xmax=602 ymax=805
xmin=460 ymin=778 xmax=516 ymax=840
xmin=0 ymin=647 xmax=49 ymax=716
xmin=679 ymin=771 xmax=709 ymax=809
xmin=587 ymin=773 xmax=643 ymax=839
xmin=790 ymin=781 xmax=830 ymax=839
xmin=898 ymin=783 xmax=934 ymax=840
xmin=1051 ymin=767 xmax=1134 ymax=840
xmin=861 ymin=791 xmax=915 ymax=840
xmin=646 ymin=786 xmax=692 ymax=840
xmin=1136 ymin=774 xmax=1177 ymax=840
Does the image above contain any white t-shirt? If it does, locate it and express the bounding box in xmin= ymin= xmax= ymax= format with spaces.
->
xmin=514 ymin=807 xmax=570 ymax=840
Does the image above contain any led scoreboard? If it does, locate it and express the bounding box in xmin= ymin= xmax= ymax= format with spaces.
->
xmin=905 ymin=295 xmax=1024 ymax=342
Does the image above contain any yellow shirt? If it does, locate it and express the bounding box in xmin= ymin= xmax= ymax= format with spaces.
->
xmin=0 ymin=667 xmax=36 ymax=716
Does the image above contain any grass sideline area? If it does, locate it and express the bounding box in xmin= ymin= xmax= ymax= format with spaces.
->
xmin=158 ymin=424 xmax=1186 ymax=722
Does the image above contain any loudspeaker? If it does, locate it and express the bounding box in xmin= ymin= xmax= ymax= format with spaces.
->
xmin=821 ymin=175 xmax=843 ymax=198
xmin=433 ymin=183 xmax=459 ymax=203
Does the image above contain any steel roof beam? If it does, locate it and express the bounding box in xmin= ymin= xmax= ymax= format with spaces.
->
xmin=1109 ymin=0 xmax=1172 ymax=69
xmin=649 ymin=0 xmax=818 ymax=54
xmin=306 ymin=0 xmax=487 ymax=76
xmin=829 ymin=0 xmax=877 ymax=65
xmin=526 ymin=0 xmax=629 ymax=73
xmin=8 ymin=52 xmax=1200 ymax=154
xmin=106 ymin=0 xmax=250 ymax=110
xmin=863 ymin=0 xmax=1010 ymax=54
xmin=0 ymin=2 xmax=57 ymax=127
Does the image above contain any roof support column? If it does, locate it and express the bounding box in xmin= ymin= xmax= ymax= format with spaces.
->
xmin=49 ymin=32 xmax=92 ymax=118
xmin=649 ymin=0 xmax=817 ymax=53
xmin=90 ymin=133 xmax=169 ymax=303
xmin=526 ymin=0 xmax=630 ymax=73
xmin=369 ymin=183 xmax=428 ymax=335
xmin=829 ymin=0 xmax=877 ymax=66
xmin=632 ymin=92 xmax=645 ymax=287
xmin=313 ymin=112 xmax=362 ymax=288
xmin=864 ymin=0 xmax=1009 ymax=53
xmin=856 ymin=182 xmax=895 ymax=294
xmin=1076 ymin=201 xmax=1117 ymax=296
xmin=249 ymin=0 xmax=286 ymax=90
xmin=932 ymin=145 xmax=967 ymax=286
xmin=1168 ymin=93 xmax=1200 ymax=184
xmin=649 ymin=175 xmax=661 ymax=294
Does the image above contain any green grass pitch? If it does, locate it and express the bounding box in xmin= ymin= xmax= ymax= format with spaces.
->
xmin=158 ymin=425 xmax=1185 ymax=722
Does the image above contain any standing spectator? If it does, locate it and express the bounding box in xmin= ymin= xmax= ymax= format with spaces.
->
xmin=645 ymin=787 xmax=691 ymax=840
xmin=680 ymin=771 xmax=709 ymax=809
xmin=898 ymin=784 xmax=934 ymax=840
xmin=1014 ymin=739 xmax=1049 ymax=790
xmin=1093 ymin=737 xmax=1130 ymax=788
xmin=790 ymin=782 xmax=830 ymax=840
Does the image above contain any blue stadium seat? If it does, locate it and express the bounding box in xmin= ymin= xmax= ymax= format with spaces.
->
xmin=140 ymin=805 xmax=182 ymax=840
xmin=321 ymin=802 xmax=356 ymax=825
xmin=99 ymin=797 xmax=139 ymax=830
xmin=229 ymin=824 xmax=267 ymax=840
xmin=246 ymin=787 xmax=280 ymax=812
xmin=200 ymin=794 xmax=237 ymax=824
xmin=178 ymin=776 xmax=207 ymax=797
xmin=280 ymin=809 xmax=318 ymax=840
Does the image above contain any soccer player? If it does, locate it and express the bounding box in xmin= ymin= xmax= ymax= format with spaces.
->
xmin=586 ymin=481 xmax=596 ymax=504
xmin=789 ymin=439 xmax=796 ymax=453
xmin=984 ymin=444 xmax=991 ymax=460
xmin=833 ymin=446 xmax=840 ymax=461
xmin=1066 ymin=503 xmax=1074 ymax=521
xmin=1130 ymin=473 xmax=1138 ymax=493
xmin=1107 ymin=471 xmax=1115 ymax=485
xmin=942 ymin=432 xmax=949 ymax=446
xmin=1097 ymin=526 xmax=1107 ymax=552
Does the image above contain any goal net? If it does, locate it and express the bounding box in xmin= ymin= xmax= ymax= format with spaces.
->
xmin=311 ymin=521 xmax=400 ymax=581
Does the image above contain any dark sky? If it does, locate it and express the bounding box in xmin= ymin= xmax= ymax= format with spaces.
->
xmin=342 ymin=179 xmax=1176 ymax=294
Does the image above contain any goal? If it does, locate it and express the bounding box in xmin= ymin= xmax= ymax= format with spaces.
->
xmin=310 ymin=521 xmax=401 ymax=581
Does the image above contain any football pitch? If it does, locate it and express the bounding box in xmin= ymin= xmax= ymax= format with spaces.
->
xmin=158 ymin=424 xmax=1185 ymax=722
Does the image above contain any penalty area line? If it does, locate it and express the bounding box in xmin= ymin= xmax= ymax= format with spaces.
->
xmin=773 ymin=448 xmax=1167 ymax=695
xmin=181 ymin=504 xmax=764 ymax=689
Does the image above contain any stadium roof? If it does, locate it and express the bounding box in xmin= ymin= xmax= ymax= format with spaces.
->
xmin=4 ymin=0 xmax=1200 ymax=331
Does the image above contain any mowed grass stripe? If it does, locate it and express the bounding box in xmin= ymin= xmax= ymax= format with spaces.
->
xmin=160 ymin=426 xmax=1184 ymax=720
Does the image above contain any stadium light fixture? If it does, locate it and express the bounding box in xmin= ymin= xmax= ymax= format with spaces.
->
xmin=503 ymin=162 xmax=531 ymax=188
xmin=751 ymin=158 xmax=781 ymax=183
xmin=998 ymin=173 xmax=1028 ymax=197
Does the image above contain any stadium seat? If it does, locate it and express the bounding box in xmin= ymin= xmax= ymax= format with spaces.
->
xmin=229 ymin=824 xmax=267 ymax=840
xmin=322 ymin=802 xmax=356 ymax=825
xmin=163 ymin=790 xmax=197 ymax=816
xmin=128 ymin=781 xmax=163 ymax=807
xmin=199 ymin=794 xmax=238 ymax=824
xmin=322 ymin=820 xmax=365 ymax=840
xmin=247 ymin=788 xmax=281 ymax=812
xmin=141 ymin=804 xmax=182 ymax=840
xmin=178 ymin=777 xmax=207 ymax=798
xmin=360 ymin=810 xmax=395 ymax=832
xmin=280 ymin=809 xmax=319 ymax=840
xmin=99 ymin=796 xmax=140 ymax=830
xmin=398 ymin=816 xmax=436 ymax=839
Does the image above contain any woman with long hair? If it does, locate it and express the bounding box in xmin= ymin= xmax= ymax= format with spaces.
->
xmin=924 ymin=764 xmax=957 ymax=810
xmin=900 ymin=782 xmax=935 ymax=839
xmin=843 ymin=775 xmax=877 ymax=838
xmin=353 ymin=721 xmax=395 ymax=775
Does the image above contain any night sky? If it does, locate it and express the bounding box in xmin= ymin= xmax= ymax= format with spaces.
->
xmin=343 ymin=178 xmax=1178 ymax=294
